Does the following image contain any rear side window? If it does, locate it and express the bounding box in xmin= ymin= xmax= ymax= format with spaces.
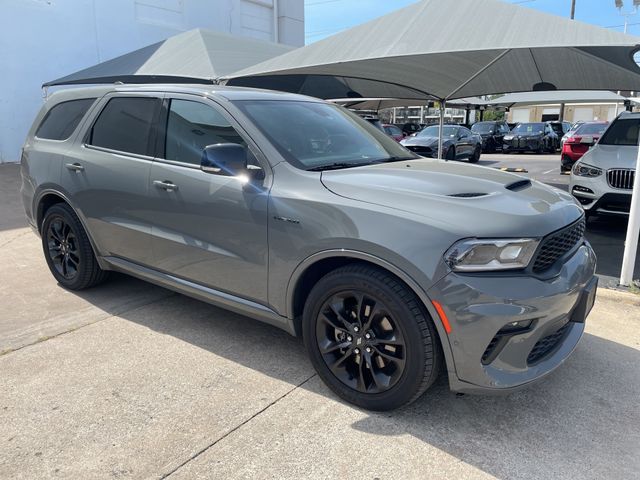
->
xmin=599 ymin=118 xmax=639 ymax=146
xmin=88 ymin=97 xmax=160 ymax=156
xmin=36 ymin=98 xmax=96 ymax=140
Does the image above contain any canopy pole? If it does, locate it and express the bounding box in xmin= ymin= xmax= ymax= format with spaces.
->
xmin=438 ymin=100 xmax=446 ymax=160
xmin=619 ymin=134 xmax=640 ymax=286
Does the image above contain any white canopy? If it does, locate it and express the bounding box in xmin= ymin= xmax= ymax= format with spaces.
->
xmin=485 ymin=91 xmax=628 ymax=108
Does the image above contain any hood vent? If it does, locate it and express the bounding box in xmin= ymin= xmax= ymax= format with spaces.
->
xmin=505 ymin=179 xmax=532 ymax=191
xmin=448 ymin=192 xmax=489 ymax=198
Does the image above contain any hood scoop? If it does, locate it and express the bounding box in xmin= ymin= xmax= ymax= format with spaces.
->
xmin=505 ymin=179 xmax=532 ymax=191
xmin=448 ymin=192 xmax=489 ymax=198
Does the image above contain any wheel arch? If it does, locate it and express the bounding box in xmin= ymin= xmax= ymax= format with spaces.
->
xmin=286 ymin=250 xmax=454 ymax=372
xmin=34 ymin=189 xmax=107 ymax=269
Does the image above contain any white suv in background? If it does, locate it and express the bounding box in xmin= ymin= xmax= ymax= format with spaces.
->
xmin=569 ymin=112 xmax=637 ymax=217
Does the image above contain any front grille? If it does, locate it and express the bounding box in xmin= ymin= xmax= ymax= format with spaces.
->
xmin=527 ymin=323 xmax=571 ymax=365
xmin=607 ymin=169 xmax=635 ymax=190
xmin=532 ymin=217 xmax=586 ymax=273
xmin=405 ymin=145 xmax=433 ymax=156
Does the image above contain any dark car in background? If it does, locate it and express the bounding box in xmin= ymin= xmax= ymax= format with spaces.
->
xmin=547 ymin=121 xmax=572 ymax=151
xmin=471 ymin=121 xmax=511 ymax=152
xmin=383 ymin=123 xmax=405 ymax=142
xmin=561 ymin=121 xmax=609 ymax=172
xmin=401 ymin=124 xmax=482 ymax=161
xmin=396 ymin=122 xmax=423 ymax=136
xmin=503 ymin=122 xmax=558 ymax=154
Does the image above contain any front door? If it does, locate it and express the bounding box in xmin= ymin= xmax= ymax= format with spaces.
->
xmin=60 ymin=93 xmax=162 ymax=265
xmin=148 ymin=95 xmax=270 ymax=304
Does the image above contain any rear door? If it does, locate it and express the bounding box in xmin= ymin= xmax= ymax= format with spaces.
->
xmin=60 ymin=92 xmax=162 ymax=265
xmin=147 ymin=94 xmax=270 ymax=303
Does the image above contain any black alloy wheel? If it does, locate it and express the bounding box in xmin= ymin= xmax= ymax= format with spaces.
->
xmin=46 ymin=216 xmax=80 ymax=280
xmin=315 ymin=291 xmax=406 ymax=394
xmin=41 ymin=203 xmax=108 ymax=290
xmin=303 ymin=264 xmax=442 ymax=411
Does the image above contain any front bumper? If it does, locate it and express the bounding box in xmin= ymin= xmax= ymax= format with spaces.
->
xmin=570 ymin=173 xmax=633 ymax=215
xmin=429 ymin=242 xmax=597 ymax=393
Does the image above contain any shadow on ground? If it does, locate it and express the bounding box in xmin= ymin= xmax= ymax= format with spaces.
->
xmin=99 ymin=278 xmax=639 ymax=480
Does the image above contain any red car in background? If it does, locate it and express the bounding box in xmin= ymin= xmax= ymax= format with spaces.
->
xmin=383 ymin=124 xmax=405 ymax=142
xmin=561 ymin=121 xmax=609 ymax=172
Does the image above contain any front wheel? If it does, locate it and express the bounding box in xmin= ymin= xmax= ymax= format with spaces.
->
xmin=469 ymin=146 xmax=481 ymax=163
xmin=302 ymin=264 xmax=442 ymax=411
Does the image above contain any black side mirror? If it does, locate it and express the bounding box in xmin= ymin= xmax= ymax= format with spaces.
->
xmin=201 ymin=143 xmax=247 ymax=176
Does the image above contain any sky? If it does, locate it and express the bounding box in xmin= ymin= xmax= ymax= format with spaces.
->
xmin=304 ymin=0 xmax=640 ymax=44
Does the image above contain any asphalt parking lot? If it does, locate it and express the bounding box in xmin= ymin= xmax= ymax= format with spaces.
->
xmin=1 ymin=162 xmax=639 ymax=479
xmin=479 ymin=152 xmax=640 ymax=287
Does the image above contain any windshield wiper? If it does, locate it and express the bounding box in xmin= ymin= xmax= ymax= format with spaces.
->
xmin=375 ymin=156 xmax=418 ymax=163
xmin=308 ymin=162 xmax=371 ymax=172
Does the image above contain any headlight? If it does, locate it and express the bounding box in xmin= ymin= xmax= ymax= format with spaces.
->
xmin=504 ymin=135 xmax=514 ymax=141
xmin=572 ymin=162 xmax=602 ymax=177
xmin=444 ymin=238 xmax=539 ymax=272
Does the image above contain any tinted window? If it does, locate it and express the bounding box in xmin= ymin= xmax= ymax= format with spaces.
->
xmin=165 ymin=99 xmax=247 ymax=165
xmin=471 ymin=122 xmax=494 ymax=134
xmin=36 ymin=98 xmax=96 ymax=140
xmin=512 ymin=123 xmax=545 ymax=134
xmin=576 ymin=123 xmax=608 ymax=135
xmin=384 ymin=125 xmax=402 ymax=136
xmin=599 ymin=118 xmax=640 ymax=146
xmin=234 ymin=100 xmax=416 ymax=170
xmin=89 ymin=97 xmax=159 ymax=156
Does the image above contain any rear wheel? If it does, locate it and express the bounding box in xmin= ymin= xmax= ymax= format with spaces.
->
xmin=302 ymin=264 xmax=442 ymax=411
xmin=41 ymin=203 xmax=108 ymax=290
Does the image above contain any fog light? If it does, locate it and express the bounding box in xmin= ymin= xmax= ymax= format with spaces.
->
xmin=573 ymin=185 xmax=594 ymax=194
xmin=499 ymin=319 xmax=533 ymax=333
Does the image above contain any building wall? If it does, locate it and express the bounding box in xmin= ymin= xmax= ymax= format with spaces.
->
xmin=507 ymin=103 xmax=624 ymax=124
xmin=0 ymin=0 xmax=303 ymax=163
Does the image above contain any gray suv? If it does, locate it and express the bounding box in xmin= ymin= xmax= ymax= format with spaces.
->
xmin=21 ymin=85 xmax=597 ymax=411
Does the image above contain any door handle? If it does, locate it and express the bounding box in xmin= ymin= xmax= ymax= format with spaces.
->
xmin=153 ymin=180 xmax=178 ymax=192
xmin=65 ymin=162 xmax=84 ymax=172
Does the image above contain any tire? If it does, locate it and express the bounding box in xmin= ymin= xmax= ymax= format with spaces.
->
xmin=469 ymin=146 xmax=481 ymax=163
xmin=445 ymin=146 xmax=455 ymax=160
xmin=302 ymin=263 xmax=442 ymax=411
xmin=41 ymin=203 xmax=108 ymax=290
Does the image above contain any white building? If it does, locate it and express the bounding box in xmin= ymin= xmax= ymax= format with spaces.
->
xmin=0 ymin=0 xmax=304 ymax=163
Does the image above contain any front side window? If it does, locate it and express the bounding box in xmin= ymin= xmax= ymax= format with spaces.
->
xmin=234 ymin=100 xmax=416 ymax=170
xmin=88 ymin=97 xmax=160 ymax=156
xmin=36 ymin=98 xmax=96 ymax=140
xmin=599 ymin=118 xmax=640 ymax=146
xmin=165 ymin=99 xmax=247 ymax=165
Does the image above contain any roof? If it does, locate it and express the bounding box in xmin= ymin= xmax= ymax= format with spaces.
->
xmin=44 ymin=84 xmax=319 ymax=104
xmin=43 ymin=29 xmax=294 ymax=88
xmin=225 ymin=0 xmax=640 ymax=100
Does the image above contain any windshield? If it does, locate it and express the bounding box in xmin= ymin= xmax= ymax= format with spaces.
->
xmin=599 ymin=118 xmax=639 ymax=146
xmin=511 ymin=123 xmax=545 ymax=134
xmin=575 ymin=123 xmax=608 ymax=135
xmin=233 ymin=100 xmax=417 ymax=170
xmin=418 ymin=125 xmax=458 ymax=138
xmin=471 ymin=123 xmax=494 ymax=134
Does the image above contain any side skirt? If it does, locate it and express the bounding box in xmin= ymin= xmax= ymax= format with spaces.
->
xmin=102 ymin=256 xmax=296 ymax=335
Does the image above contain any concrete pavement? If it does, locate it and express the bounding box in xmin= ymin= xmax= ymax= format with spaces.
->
xmin=1 ymin=162 xmax=639 ymax=479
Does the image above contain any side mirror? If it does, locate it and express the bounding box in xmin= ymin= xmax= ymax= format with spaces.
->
xmin=201 ymin=143 xmax=247 ymax=176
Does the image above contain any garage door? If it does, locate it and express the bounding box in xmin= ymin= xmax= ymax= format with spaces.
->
xmin=512 ymin=109 xmax=529 ymax=123
xmin=573 ymin=107 xmax=594 ymax=122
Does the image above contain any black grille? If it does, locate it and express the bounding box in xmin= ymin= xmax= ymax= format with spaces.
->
xmin=481 ymin=336 xmax=501 ymax=364
xmin=405 ymin=145 xmax=433 ymax=156
xmin=527 ymin=323 xmax=571 ymax=365
xmin=607 ymin=169 xmax=635 ymax=190
xmin=532 ymin=217 xmax=586 ymax=273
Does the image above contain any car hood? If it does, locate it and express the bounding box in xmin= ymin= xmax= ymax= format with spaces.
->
xmin=321 ymin=159 xmax=582 ymax=238
xmin=580 ymin=143 xmax=638 ymax=169
xmin=401 ymin=136 xmax=444 ymax=147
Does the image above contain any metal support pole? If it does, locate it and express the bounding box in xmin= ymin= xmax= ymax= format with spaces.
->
xmin=438 ymin=100 xmax=446 ymax=160
xmin=620 ymin=133 xmax=640 ymax=286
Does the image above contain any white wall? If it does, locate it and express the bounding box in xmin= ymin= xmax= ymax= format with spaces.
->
xmin=0 ymin=0 xmax=304 ymax=163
